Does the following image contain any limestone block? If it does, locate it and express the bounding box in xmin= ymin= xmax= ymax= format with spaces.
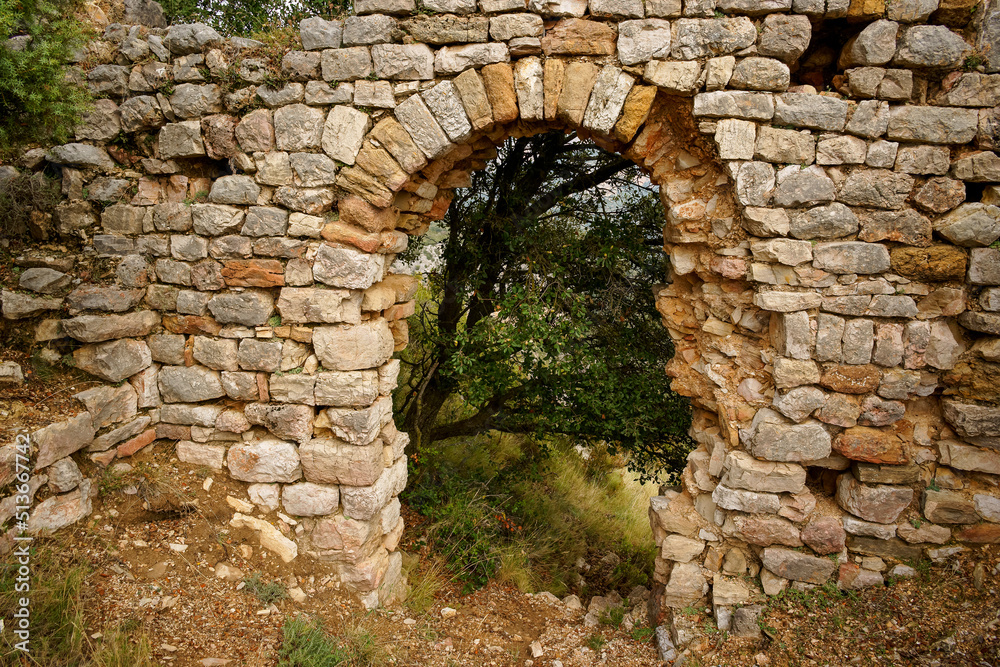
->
xmin=837 ymin=473 xmax=913 ymax=523
xmin=434 ymin=43 xmax=509 ymax=75
xmin=321 ymin=47 xmax=373 ymax=81
xmin=313 ymin=320 xmax=394 ymax=371
xmin=645 ymin=61 xmax=701 ymax=99
xmin=299 ymin=438 xmax=385 ymax=486
xmin=583 ymin=65 xmax=633 ymax=133
xmin=394 ymin=94 xmax=454 ymax=160
xmin=323 ymin=105 xmax=372 ymax=166
xmin=423 ymin=80 xmax=474 ymax=142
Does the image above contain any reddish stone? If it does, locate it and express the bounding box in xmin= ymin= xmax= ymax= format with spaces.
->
xmin=256 ymin=372 xmax=269 ymax=402
xmin=156 ymin=423 xmax=191 ymax=440
xmin=955 ymin=524 xmax=1000 ymax=543
xmin=734 ymin=516 xmax=802 ymax=547
xmin=338 ymin=195 xmax=399 ymax=233
xmin=389 ymin=319 xmax=408 ymax=352
xmin=540 ymin=19 xmax=617 ymax=56
xmin=710 ymin=257 xmax=747 ymax=280
xmin=833 ymin=426 xmax=907 ymax=464
xmin=820 ymin=365 xmax=881 ymax=394
xmin=800 ymin=517 xmax=846 ymax=555
xmin=201 ymin=114 xmax=239 ymax=160
xmin=90 ymin=449 xmax=117 ymax=466
xmin=222 ymin=260 xmax=285 ymax=287
xmin=384 ymin=301 xmax=415 ymax=321
xmin=321 ymin=220 xmax=385 ymax=253
xmin=165 ymin=175 xmax=189 ymax=203
xmin=163 ymin=314 xmax=223 ymax=336
xmin=117 ymin=428 xmax=157 ymax=457
xmin=131 ymin=177 xmax=162 ymax=205
xmin=427 ymin=191 xmax=454 ymax=221
xmin=837 ymin=562 xmax=883 ymax=590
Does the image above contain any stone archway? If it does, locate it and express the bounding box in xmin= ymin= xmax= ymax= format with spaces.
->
xmin=3 ymin=0 xmax=1000 ymax=641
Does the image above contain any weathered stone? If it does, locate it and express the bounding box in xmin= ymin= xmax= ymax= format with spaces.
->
xmin=859 ymin=209 xmax=931 ymax=246
xmin=660 ymin=535 xmax=706 ymax=562
xmin=839 ymin=169 xmax=914 ymax=209
xmin=313 ymin=320 xmax=394 ymax=371
xmin=922 ymin=489 xmax=978 ymax=524
xmin=28 ymin=479 xmax=94 ymax=534
xmin=282 ymin=482 xmax=340 ymax=516
xmin=423 ymin=79 xmax=474 ymax=141
xmin=893 ymin=24 xmax=971 ymax=68
xmin=756 ymin=14 xmax=811 ymax=63
xmin=372 ymin=44 xmax=434 ymax=80
xmin=790 ymin=203 xmax=858 ymax=239
xmin=934 ymin=203 xmax=1000 ymax=247
xmin=540 ymin=19 xmax=616 ymax=56
xmin=434 ymin=43 xmax=510 ymax=74
xmin=887 ymin=106 xmax=978 ymax=144
xmin=73 ymin=339 xmax=151 ymax=383
xmin=672 ymin=18 xmax=757 ymax=60
xmin=274 ymin=104 xmax=325 ymax=152
xmin=801 ymin=517 xmax=846 ymax=555
xmin=394 ymin=93 xmax=453 ymax=160
xmin=890 ymin=245 xmax=967 ymax=281
xmin=745 ymin=408 xmax=832 ymax=462
xmin=730 ymin=58 xmax=790 ymax=92
xmin=833 ymin=426 xmax=908 ymax=464
xmin=644 ymin=60 xmax=701 ymax=95
xmin=755 ymin=126 xmax=814 ymax=164
xmin=729 ymin=515 xmax=802 ymax=547
xmin=772 ymin=165 xmax=835 ymax=207
xmin=229 ymin=512 xmax=297 ymax=562
xmin=897 ymin=520 xmax=951 ymax=544
xmin=761 ymin=547 xmax=836 ymax=584
xmin=694 ymin=93 xmax=775 ymax=129
xmin=207 ymin=290 xmax=274 ymax=326
xmin=245 ymin=403 xmax=314 ymax=443
xmin=820 ymin=365 xmax=881 ymax=394
xmin=314 ymin=370 xmax=380 ymax=407
xmin=157 ymin=365 xmax=225 ymax=403
xmin=774 ymin=93 xmax=848 ymax=131
xmin=322 ymin=47 xmax=373 ymax=81
xmin=299 ymin=438 xmax=384 ymax=486
xmin=617 ymin=19 xmax=672 ymax=65
xmin=662 ymin=561 xmax=708 ymax=608
xmin=61 ymin=311 xmax=160 ymax=343
xmin=814 ymin=242 xmax=890 ymax=275
xmin=34 ymin=413 xmax=96 ymax=469
xmin=837 ymin=473 xmax=913 ymax=523
xmin=300 ymin=17 xmax=342 ymax=50
xmin=712 ymin=484 xmax=781 ymax=513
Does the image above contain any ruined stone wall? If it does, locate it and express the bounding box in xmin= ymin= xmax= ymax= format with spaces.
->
xmin=1 ymin=0 xmax=1000 ymax=635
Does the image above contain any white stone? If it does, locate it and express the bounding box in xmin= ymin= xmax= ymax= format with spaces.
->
xmin=322 ymin=105 xmax=371 ymax=166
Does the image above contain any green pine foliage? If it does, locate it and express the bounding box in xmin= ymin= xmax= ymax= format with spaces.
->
xmin=398 ymin=132 xmax=695 ymax=483
xmin=158 ymin=0 xmax=351 ymax=36
xmin=0 ymin=0 xmax=91 ymax=157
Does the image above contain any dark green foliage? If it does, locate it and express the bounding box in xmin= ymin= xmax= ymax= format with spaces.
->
xmin=398 ymin=131 xmax=695 ymax=483
xmin=0 ymin=0 xmax=91 ymax=156
xmin=0 ymin=171 xmax=60 ymax=238
xmin=277 ymin=616 xmax=382 ymax=667
xmin=159 ymin=0 xmax=351 ymax=36
xmin=242 ymin=572 xmax=288 ymax=605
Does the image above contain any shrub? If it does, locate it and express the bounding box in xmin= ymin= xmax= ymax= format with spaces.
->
xmin=0 ymin=170 xmax=61 ymax=238
xmin=159 ymin=0 xmax=352 ymax=36
xmin=0 ymin=0 xmax=91 ymax=157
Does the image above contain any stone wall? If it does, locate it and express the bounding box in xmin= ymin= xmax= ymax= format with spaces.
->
xmin=2 ymin=0 xmax=1000 ymax=638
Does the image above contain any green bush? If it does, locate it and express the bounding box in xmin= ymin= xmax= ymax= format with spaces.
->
xmin=159 ymin=0 xmax=351 ymax=36
xmin=0 ymin=0 xmax=91 ymax=157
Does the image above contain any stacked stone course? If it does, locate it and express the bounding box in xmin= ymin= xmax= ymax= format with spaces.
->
xmin=1 ymin=0 xmax=1000 ymax=640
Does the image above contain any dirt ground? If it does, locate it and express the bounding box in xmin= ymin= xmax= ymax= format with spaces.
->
xmin=2 ymin=352 xmax=1000 ymax=667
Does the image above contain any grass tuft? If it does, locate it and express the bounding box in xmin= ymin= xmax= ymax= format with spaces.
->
xmin=277 ymin=616 xmax=385 ymax=667
xmin=243 ymin=572 xmax=288 ymax=606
